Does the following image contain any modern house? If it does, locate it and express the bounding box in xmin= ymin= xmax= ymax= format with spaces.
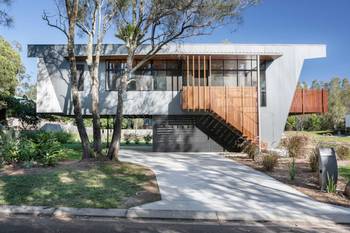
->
xmin=28 ymin=43 xmax=328 ymax=152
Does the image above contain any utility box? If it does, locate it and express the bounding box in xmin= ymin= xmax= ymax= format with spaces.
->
xmin=346 ymin=114 xmax=350 ymax=128
xmin=318 ymin=148 xmax=338 ymax=191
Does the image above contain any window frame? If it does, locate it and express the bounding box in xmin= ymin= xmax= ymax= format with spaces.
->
xmin=105 ymin=59 xmax=183 ymax=91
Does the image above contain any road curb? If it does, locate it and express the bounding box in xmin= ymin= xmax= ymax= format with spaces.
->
xmin=0 ymin=205 xmax=349 ymax=224
xmin=127 ymin=209 xmax=219 ymax=220
xmin=0 ymin=205 xmax=55 ymax=216
xmin=53 ymin=207 xmax=127 ymax=218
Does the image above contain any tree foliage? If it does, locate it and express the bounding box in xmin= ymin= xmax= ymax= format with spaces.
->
xmin=107 ymin=0 xmax=258 ymax=160
xmin=0 ymin=0 xmax=13 ymax=27
xmin=328 ymin=78 xmax=347 ymax=129
xmin=0 ymin=95 xmax=39 ymax=128
xmin=0 ymin=37 xmax=22 ymax=99
xmin=311 ymin=80 xmax=321 ymax=90
xmin=17 ymin=74 xmax=37 ymax=101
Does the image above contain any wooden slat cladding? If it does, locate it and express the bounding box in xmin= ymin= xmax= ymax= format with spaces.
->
xmin=182 ymin=86 xmax=258 ymax=142
xmin=290 ymin=89 xmax=328 ymax=114
xmin=181 ymin=55 xmax=259 ymax=143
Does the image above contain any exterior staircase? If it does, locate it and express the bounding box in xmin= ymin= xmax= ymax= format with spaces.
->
xmin=181 ymin=86 xmax=259 ymax=152
xmin=195 ymin=114 xmax=249 ymax=152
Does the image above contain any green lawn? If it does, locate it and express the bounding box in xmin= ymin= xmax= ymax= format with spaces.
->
xmin=0 ymin=163 xmax=150 ymax=208
xmin=285 ymin=131 xmax=350 ymax=145
xmin=63 ymin=143 xmax=83 ymax=160
xmin=339 ymin=166 xmax=350 ymax=182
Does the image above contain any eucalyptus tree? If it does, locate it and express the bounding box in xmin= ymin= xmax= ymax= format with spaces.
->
xmin=341 ymin=78 xmax=350 ymax=113
xmin=107 ymin=0 xmax=258 ymax=160
xmin=76 ymin=0 xmax=119 ymax=157
xmin=43 ymin=0 xmax=91 ymax=159
xmin=0 ymin=0 xmax=13 ymax=27
xmin=328 ymin=77 xmax=347 ymax=130
xmin=311 ymin=80 xmax=321 ymax=90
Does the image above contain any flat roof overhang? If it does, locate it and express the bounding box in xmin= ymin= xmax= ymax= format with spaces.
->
xmin=28 ymin=43 xmax=326 ymax=61
xmin=73 ymin=54 xmax=279 ymax=62
xmin=27 ymin=44 xmax=294 ymax=59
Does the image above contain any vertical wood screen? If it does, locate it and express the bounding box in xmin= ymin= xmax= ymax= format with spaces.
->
xmin=290 ymin=89 xmax=328 ymax=114
xmin=182 ymin=55 xmax=259 ymax=142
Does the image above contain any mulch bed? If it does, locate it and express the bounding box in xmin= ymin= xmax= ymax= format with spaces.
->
xmin=228 ymin=154 xmax=350 ymax=208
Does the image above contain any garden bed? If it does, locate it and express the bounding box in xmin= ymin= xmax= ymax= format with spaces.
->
xmin=0 ymin=161 xmax=160 ymax=208
xmin=285 ymin=131 xmax=350 ymax=146
xmin=229 ymin=154 xmax=350 ymax=208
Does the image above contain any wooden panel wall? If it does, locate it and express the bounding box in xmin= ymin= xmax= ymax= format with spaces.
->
xmin=290 ymin=89 xmax=328 ymax=114
xmin=182 ymin=86 xmax=258 ymax=142
xmin=181 ymin=55 xmax=259 ymax=142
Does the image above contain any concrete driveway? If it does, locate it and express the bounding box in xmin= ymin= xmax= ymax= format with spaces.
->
xmin=120 ymin=150 xmax=350 ymax=222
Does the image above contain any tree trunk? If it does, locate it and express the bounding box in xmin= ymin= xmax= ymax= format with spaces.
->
xmin=107 ymin=75 xmax=127 ymax=160
xmin=89 ymin=0 xmax=102 ymax=157
xmin=66 ymin=0 xmax=91 ymax=160
xmin=91 ymin=46 xmax=102 ymax=157
xmin=107 ymin=54 xmax=132 ymax=160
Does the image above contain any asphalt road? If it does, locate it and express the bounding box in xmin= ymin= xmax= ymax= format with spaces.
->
xmin=0 ymin=216 xmax=349 ymax=233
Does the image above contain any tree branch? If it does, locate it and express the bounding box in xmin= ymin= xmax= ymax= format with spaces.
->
xmin=42 ymin=10 xmax=69 ymax=39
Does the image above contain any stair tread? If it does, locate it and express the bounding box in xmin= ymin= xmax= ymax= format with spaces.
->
xmin=195 ymin=113 xmax=255 ymax=152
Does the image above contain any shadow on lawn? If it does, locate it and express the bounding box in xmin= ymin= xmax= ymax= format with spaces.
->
xmin=0 ymin=162 xmax=157 ymax=208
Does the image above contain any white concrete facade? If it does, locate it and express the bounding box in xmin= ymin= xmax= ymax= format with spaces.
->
xmin=28 ymin=43 xmax=326 ymax=148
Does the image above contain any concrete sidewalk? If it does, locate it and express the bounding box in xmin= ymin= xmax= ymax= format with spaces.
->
xmin=120 ymin=150 xmax=350 ymax=223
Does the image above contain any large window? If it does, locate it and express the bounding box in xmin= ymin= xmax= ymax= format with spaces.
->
xmin=106 ymin=61 xmax=126 ymax=91
xmin=184 ymin=58 xmax=260 ymax=87
xmin=105 ymin=58 xmax=267 ymax=107
xmin=106 ymin=60 xmax=183 ymax=91
xmin=260 ymin=61 xmax=267 ymax=107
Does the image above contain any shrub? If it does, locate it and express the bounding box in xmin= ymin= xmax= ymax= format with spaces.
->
xmin=308 ymin=149 xmax=319 ymax=172
xmin=2 ymin=96 xmax=39 ymax=128
xmin=0 ymin=130 xmax=66 ymax=166
xmin=0 ymin=130 xmax=20 ymax=165
xmin=326 ymin=173 xmax=337 ymax=193
xmin=34 ymin=137 xmax=65 ymax=166
xmin=243 ymin=143 xmax=259 ymax=161
xmin=289 ymin=158 xmax=296 ymax=181
xmin=285 ymin=116 xmax=297 ymax=131
xmin=50 ymin=131 xmax=76 ymax=144
xmin=20 ymin=131 xmax=76 ymax=144
xmin=262 ymin=153 xmax=278 ymax=171
xmin=124 ymin=133 xmax=132 ymax=144
xmin=305 ymin=114 xmax=322 ymax=131
xmin=134 ymin=135 xmax=140 ymax=144
xmin=336 ymin=145 xmax=350 ymax=160
xmin=286 ymin=114 xmax=332 ymax=132
xmin=144 ymin=134 xmax=152 ymax=144
xmin=18 ymin=139 xmax=36 ymax=162
xmin=285 ymin=135 xmax=308 ymax=158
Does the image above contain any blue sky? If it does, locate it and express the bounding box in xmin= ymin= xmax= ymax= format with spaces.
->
xmin=1 ymin=0 xmax=350 ymax=83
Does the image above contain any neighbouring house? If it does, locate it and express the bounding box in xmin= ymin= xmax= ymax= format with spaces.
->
xmin=28 ymin=43 xmax=328 ymax=152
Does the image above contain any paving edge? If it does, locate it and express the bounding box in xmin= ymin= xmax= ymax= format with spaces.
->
xmin=0 ymin=205 xmax=349 ymax=224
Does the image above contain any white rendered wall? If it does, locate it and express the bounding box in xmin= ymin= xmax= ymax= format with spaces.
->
xmin=32 ymin=44 xmax=326 ymax=148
